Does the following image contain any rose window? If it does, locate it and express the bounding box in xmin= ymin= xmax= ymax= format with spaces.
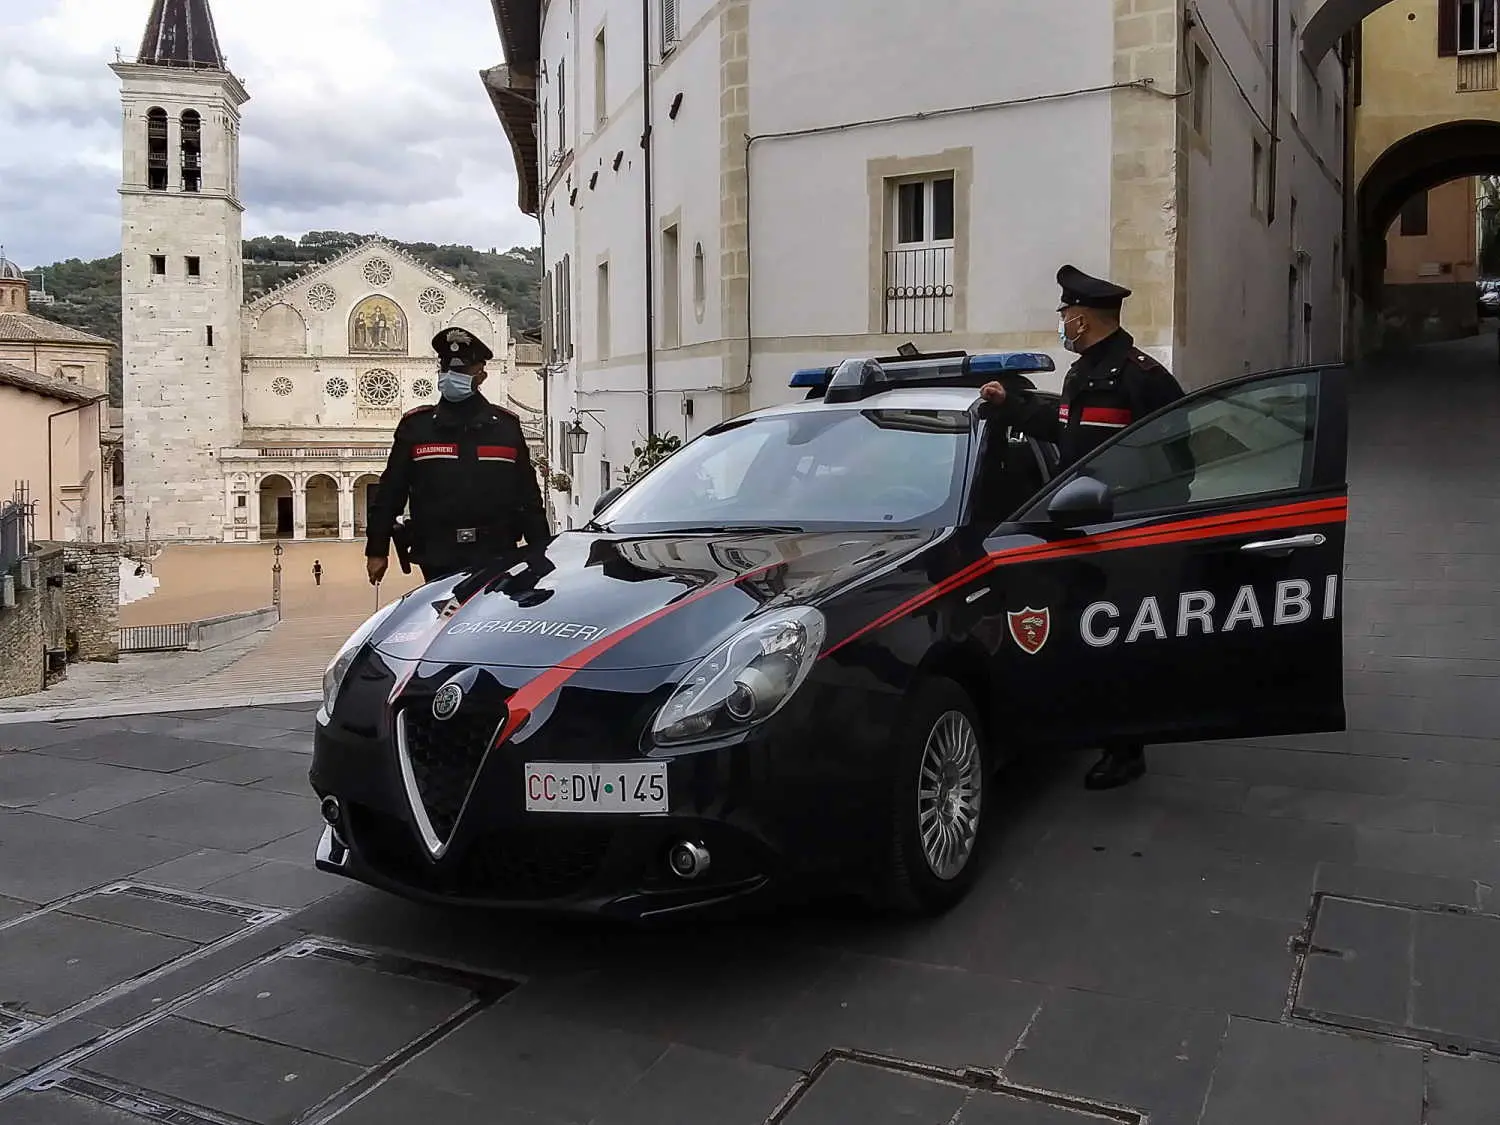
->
xmin=419 ymin=288 xmax=447 ymax=314
xmin=325 ymin=376 xmax=350 ymax=399
xmin=358 ymin=369 xmax=399 ymax=406
xmin=413 ymin=377 xmax=435 ymax=398
xmin=271 ymin=376 xmax=294 ymax=397
xmin=363 ymin=258 xmax=393 ymax=286
xmin=306 ymin=283 xmax=336 ymax=312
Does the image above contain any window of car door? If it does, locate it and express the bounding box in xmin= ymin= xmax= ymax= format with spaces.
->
xmin=1027 ymin=368 xmax=1322 ymax=521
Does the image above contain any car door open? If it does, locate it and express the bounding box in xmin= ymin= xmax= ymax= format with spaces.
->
xmin=980 ymin=364 xmax=1350 ymax=751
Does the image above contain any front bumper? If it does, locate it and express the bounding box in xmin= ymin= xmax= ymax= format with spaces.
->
xmin=309 ymin=655 xmax=900 ymax=921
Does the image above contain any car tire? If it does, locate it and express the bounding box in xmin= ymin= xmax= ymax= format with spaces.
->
xmin=875 ymin=676 xmax=990 ymax=916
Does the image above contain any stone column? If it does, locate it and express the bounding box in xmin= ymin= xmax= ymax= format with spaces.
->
xmin=338 ymin=475 xmax=355 ymax=540
xmin=292 ymin=473 xmax=308 ymax=541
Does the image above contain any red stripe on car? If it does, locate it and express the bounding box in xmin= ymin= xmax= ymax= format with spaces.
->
xmin=492 ymin=563 xmax=783 ymax=746
xmin=821 ymin=496 xmax=1348 ymax=657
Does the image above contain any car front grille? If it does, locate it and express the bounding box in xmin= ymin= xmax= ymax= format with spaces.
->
xmin=455 ymin=827 xmax=614 ymax=901
xmin=399 ymin=706 xmax=501 ymax=845
xmin=346 ymin=803 xmax=613 ymax=902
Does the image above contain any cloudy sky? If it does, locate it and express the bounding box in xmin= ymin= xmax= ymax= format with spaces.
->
xmin=0 ymin=0 xmax=539 ymax=269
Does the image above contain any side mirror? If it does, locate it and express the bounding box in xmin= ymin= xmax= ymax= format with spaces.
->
xmin=1045 ymin=475 xmax=1113 ymax=528
xmin=593 ymin=486 xmax=623 ymax=517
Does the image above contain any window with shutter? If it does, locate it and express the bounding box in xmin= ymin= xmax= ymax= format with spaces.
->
xmin=1441 ymin=0 xmax=1460 ymax=55
xmin=662 ymin=0 xmax=679 ymax=53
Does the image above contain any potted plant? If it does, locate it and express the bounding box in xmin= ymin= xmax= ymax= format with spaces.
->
xmin=624 ymin=433 xmax=682 ymax=483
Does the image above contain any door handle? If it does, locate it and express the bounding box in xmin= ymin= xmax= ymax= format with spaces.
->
xmin=1240 ymin=533 xmax=1326 ymax=556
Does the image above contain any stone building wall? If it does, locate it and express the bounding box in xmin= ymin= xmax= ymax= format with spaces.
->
xmin=0 ymin=550 xmax=66 ymax=699
xmin=53 ymin=542 xmax=121 ymax=662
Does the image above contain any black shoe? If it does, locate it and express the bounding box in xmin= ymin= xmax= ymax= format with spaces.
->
xmin=1084 ymin=747 xmax=1146 ymax=791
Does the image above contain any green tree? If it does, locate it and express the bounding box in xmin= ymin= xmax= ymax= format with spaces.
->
xmin=24 ymin=233 xmax=543 ymax=407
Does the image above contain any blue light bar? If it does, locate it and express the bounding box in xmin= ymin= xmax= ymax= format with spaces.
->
xmin=968 ymin=352 xmax=1057 ymax=376
xmin=789 ymin=351 xmax=1055 ymax=390
xmin=790 ymin=366 xmax=835 ymax=388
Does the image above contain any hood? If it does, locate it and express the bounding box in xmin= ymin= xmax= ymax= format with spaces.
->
xmin=369 ymin=528 xmax=938 ymax=672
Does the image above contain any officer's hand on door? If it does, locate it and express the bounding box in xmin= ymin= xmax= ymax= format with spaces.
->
xmin=366 ymin=555 xmax=388 ymax=585
xmin=979 ymin=381 xmax=1007 ymax=405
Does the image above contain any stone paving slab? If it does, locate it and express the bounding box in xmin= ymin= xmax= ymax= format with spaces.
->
xmin=0 ymin=343 xmax=1498 ymax=1121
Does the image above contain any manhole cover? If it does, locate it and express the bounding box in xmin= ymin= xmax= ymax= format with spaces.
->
xmin=0 ymin=937 xmax=517 ymax=1125
xmin=769 ymin=1052 xmax=1142 ymax=1124
xmin=1291 ymin=892 xmax=1500 ymax=1057
xmin=0 ymin=882 xmax=285 ymax=1049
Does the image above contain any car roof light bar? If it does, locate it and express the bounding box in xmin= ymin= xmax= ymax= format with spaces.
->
xmin=790 ymin=350 xmax=1056 ymax=404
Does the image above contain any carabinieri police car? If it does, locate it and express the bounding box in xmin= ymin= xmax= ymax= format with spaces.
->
xmin=310 ymin=348 xmax=1349 ymax=921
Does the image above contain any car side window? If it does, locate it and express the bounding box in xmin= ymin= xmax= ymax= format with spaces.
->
xmin=1070 ymin=369 xmax=1320 ymax=517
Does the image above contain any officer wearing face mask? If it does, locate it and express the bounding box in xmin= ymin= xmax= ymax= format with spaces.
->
xmin=977 ymin=264 xmax=1185 ymax=792
xmin=364 ymin=327 xmax=551 ymax=585
xmin=978 ymin=264 xmax=1184 ymax=472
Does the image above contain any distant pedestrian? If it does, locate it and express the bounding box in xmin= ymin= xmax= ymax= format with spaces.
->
xmin=312 ymin=559 xmax=323 ymax=586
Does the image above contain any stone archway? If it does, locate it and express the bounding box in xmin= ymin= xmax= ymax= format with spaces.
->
xmin=353 ymin=474 xmax=381 ymax=536
xmin=1353 ymin=120 xmax=1500 ymax=347
xmin=1302 ymin=0 xmax=1392 ymax=63
xmin=304 ymin=474 xmax=340 ymax=539
xmin=258 ymin=475 xmax=294 ymax=539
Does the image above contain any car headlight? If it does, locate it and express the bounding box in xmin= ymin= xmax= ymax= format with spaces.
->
xmin=651 ymin=607 xmax=826 ymax=746
xmin=322 ymin=599 xmax=404 ymax=714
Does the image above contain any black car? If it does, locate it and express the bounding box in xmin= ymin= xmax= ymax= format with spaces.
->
xmin=310 ymin=349 xmax=1350 ymax=921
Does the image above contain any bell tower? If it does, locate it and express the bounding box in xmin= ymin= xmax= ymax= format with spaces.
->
xmin=112 ymin=0 xmax=249 ymax=542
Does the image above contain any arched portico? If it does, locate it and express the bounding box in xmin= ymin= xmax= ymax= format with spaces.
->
xmin=304 ymin=474 xmax=340 ymax=538
xmin=353 ymin=474 xmax=381 ymax=536
xmin=257 ymin=474 xmax=294 ymax=539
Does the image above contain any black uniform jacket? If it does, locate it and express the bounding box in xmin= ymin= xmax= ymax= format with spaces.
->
xmin=981 ymin=328 xmax=1185 ymax=469
xmin=365 ymin=391 xmax=549 ymax=558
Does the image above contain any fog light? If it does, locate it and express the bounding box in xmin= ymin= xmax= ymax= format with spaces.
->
xmin=320 ymin=796 xmax=342 ymax=828
xmin=667 ymin=840 xmax=711 ymax=880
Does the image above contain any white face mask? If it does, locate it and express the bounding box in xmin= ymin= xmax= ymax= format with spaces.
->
xmin=438 ymin=371 xmax=475 ymax=402
xmin=1058 ymin=315 xmax=1083 ymax=353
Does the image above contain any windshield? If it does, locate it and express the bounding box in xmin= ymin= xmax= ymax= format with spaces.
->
xmin=597 ymin=407 xmax=974 ymax=532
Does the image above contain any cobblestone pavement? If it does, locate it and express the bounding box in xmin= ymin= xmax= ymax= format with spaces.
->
xmin=0 ymin=340 xmax=1498 ymax=1123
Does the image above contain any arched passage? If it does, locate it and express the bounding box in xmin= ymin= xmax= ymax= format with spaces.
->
xmin=353 ymin=474 xmax=381 ymax=536
xmin=304 ymin=474 xmax=340 ymax=538
xmin=1354 ymin=119 xmax=1500 ymax=346
xmin=1302 ymin=0 xmax=1391 ymax=64
xmin=258 ymin=475 xmax=293 ymax=539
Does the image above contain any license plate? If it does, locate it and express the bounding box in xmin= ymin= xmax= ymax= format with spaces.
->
xmin=524 ymin=762 xmax=669 ymax=814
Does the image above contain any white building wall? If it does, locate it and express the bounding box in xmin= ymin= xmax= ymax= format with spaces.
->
xmin=530 ymin=0 xmax=1350 ymax=519
xmin=1178 ymin=0 xmax=1349 ymax=386
xmin=114 ymin=64 xmax=248 ymax=543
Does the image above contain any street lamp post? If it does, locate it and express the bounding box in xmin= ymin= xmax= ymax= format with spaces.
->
xmin=272 ymin=541 xmax=284 ymax=620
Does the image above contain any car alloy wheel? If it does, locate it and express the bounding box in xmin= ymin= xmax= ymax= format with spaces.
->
xmin=916 ymin=709 xmax=983 ymax=881
xmin=874 ymin=675 xmax=989 ymax=916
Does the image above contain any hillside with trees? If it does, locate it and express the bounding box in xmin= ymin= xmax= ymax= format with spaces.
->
xmin=25 ymin=233 xmax=542 ymax=406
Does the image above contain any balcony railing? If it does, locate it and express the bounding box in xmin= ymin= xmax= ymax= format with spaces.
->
xmin=0 ymin=495 xmax=32 ymax=575
xmin=1458 ymin=53 xmax=1498 ymax=92
xmin=226 ymin=447 xmax=393 ymax=461
xmin=884 ymin=246 xmax=955 ymax=335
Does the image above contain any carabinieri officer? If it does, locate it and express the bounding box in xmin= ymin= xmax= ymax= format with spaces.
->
xmin=978 ymin=264 xmax=1187 ymax=792
xmin=365 ymin=327 xmax=551 ymax=584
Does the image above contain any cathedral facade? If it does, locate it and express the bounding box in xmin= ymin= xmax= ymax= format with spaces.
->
xmin=113 ymin=0 xmax=533 ymax=545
